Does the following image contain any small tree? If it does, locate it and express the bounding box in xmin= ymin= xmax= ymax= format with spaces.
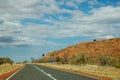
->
xmin=98 ymin=55 xmax=113 ymax=66
xmin=0 ymin=58 xmax=3 ymax=65
xmin=0 ymin=57 xmax=13 ymax=65
xmin=42 ymin=54 xmax=45 ymax=57
xmin=114 ymin=54 xmax=120 ymax=68
xmin=55 ymin=56 xmax=61 ymax=63
xmin=93 ymin=39 xmax=97 ymax=42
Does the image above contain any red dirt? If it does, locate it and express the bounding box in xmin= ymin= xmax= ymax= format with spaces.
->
xmin=0 ymin=66 xmax=23 ymax=80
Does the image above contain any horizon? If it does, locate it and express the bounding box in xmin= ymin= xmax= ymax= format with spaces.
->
xmin=0 ymin=0 xmax=120 ymax=62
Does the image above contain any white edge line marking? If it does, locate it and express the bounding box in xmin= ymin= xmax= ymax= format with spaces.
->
xmin=32 ymin=65 xmax=57 ymax=80
xmin=6 ymin=66 xmax=24 ymax=80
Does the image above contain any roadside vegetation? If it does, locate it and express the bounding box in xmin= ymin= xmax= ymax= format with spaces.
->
xmin=0 ymin=57 xmax=23 ymax=80
xmin=36 ymin=38 xmax=120 ymax=69
xmin=35 ymin=52 xmax=120 ymax=69
xmin=40 ymin=63 xmax=120 ymax=80
xmin=36 ymin=53 xmax=120 ymax=80
xmin=0 ymin=57 xmax=13 ymax=65
xmin=0 ymin=64 xmax=22 ymax=75
xmin=32 ymin=38 xmax=120 ymax=80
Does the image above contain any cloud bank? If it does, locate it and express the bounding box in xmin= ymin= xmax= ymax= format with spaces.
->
xmin=0 ymin=0 xmax=120 ymax=47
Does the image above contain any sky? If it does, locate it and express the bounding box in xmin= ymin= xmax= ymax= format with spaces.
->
xmin=0 ymin=0 xmax=120 ymax=62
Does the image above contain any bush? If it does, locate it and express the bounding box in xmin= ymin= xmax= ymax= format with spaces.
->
xmin=98 ymin=55 xmax=113 ymax=66
xmin=115 ymin=64 xmax=120 ymax=68
xmin=70 ymin=52 xmax=89 ymax=65
xmin=0 ymin=57 xmax=13 ymax=65
xmin=60 ymin=58 xmax=67 ymax=64
xmin=114 ymin=54 xmax=120 ymax=68
xmin=55 ymin=56 xmax=61 ymax=63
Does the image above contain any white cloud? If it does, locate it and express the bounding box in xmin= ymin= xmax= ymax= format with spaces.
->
xmin=90 ymin=6 xmax=120 ymax=22
xmin=105 ymin=35 xmax=114 ymax=39
xmin=0 ymin=0 xmax=120 ymax=47
xmin=88 ymin=0 xmax=99 ymax=5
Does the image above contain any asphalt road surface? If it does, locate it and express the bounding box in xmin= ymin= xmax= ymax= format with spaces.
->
xmin=7 ymin=64 xmax=99 ymax=80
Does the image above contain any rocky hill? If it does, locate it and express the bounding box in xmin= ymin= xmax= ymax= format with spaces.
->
xmin=44 ymin=38 xmax=120 ymax=61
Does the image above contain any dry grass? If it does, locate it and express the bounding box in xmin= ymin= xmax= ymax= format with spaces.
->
xmin=39 ymin=63 xmax=120 ymax=80
xmin=0 ymin=64 xmax=23 ymax=75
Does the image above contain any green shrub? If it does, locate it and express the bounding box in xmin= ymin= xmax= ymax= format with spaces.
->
xmin=0 ymin=57 xmax=13 ymax=65
xmin=55 ymin=56 xmax=60 ymax=62
xmin=115 ymin=64 xmax=120 ymax=68
xmin=114 ymin=54 xmax=120 ymax=68
xmin=98 ymin=55 xmax=113 ymax=66
xmin=70 ymin=52 xmax=89 ymax=65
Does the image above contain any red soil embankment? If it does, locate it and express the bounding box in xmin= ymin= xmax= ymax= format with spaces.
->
xmin=0 ymin=66 xmax=23 ymax=80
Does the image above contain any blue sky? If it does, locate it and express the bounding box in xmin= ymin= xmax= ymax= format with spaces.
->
xmin=0 ymin=0 xmax=120 ymax=62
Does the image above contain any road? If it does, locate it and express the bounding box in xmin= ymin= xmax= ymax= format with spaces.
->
xmin=7 ymin=64 xmax=99 ymax=80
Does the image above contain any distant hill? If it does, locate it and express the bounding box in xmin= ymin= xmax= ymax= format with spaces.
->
xmin=37 ymin=38 xmax=120 ymax=68
xmin=44 ymin=38 xmax=120 ymax=61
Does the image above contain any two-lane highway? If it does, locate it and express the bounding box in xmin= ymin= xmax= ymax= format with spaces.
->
xmin=7 ymin=64 xmax=99 ymax=80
